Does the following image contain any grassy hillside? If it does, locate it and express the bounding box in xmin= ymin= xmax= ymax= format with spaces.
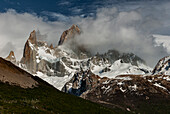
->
xmin=0 ymin=76 xmax=124 ymax=113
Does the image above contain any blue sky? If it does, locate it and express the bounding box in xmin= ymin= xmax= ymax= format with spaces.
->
xmin=0 ymin=0 xmax=167 ymax=21
xmin=0 ymin=0 xmax=111 ymax=18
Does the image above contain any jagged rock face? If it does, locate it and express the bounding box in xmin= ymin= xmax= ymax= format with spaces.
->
xmin=152 ymin=56 xmax=170 ymax=75
xmin=89 ymin=50 xmax=151 ymax=77
xmin=18 ymin=25 xmax=151 ymax=91
xmin=62 ymin=70 xmax=109 ymax=96
xmin=5 ymin=51 xmax=16 ymax=64
xmin=20 ymin=30 xmax=72 ymax=76
xmin=28 ymin=30 xmax=37 ymax=44
xmin=19 ymin=29 xmax=150 ymax=82
xmin=58 ymin=25 xmax=80 ymax=45
xmin=63 ymin=69 xmax=170 ymax=112
xmin=80 ymin=74 xmax=170 ymax=111
xmin=0 ymin=57 xmax=38 ymax=88
xmin=93 ymin=50 xmax=145 ymax=66
xmin=49 ymin=44 xmax=54 ymax=49
xmin=20 ymin=30 xmax=37 ymax=73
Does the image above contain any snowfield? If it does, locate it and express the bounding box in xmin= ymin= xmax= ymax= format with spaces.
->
xmin=36 ymin=71 xmax=74 ymax=90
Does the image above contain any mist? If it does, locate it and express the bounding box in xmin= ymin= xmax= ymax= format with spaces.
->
xmin=75 ymin=7 xmax=168 ymax=67
xmin=0 ymin=1 xmax=170 ymax=67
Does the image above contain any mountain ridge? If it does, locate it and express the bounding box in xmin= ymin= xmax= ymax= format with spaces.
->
xmin=13 ymin=25 xmax=151 ymax=91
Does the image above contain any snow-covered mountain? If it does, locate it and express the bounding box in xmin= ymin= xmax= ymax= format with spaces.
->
xmin=4 ymin=24 xmax=152 ymax=90
xmin=152 ymin=56 xmax=170 ymax=75
xmin=62 ymin=56 xmax=170 ymax=96
xmin=4 ymin=25 xmax=170 ymax=95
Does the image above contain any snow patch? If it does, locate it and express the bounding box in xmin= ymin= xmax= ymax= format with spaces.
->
xmin=115 ymin=76 xmax=132 ymax=80
xmin=163 ymin=76 xmax=170 ymax=81
xmin=120 ymin=87 xmax=126 ymax=92
xmin=153 ymin=83 xmax=167 ymax=90
xmin=91 ymin=59 xmax=150 ymax=79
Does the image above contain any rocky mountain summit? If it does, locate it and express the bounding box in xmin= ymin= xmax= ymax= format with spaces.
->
xmin=58 ymin=24 xmax=80 ymax=45
xmin=11 ymin=24 xmax=150 ymax=90
xmin=152 ymin=56 xmax=170 ymax=75
xmin=5 ymin=51 xmax=16 ymax=64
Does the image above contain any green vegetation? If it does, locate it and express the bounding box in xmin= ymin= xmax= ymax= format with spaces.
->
xmin=0 ymin=76 xmax=123 ymax=113
xmin=135 ymin=97 xmax=170 ymax=114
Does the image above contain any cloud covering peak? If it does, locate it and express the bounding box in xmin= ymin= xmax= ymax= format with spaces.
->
xmin=0 ymin=1 xmax=170 ymax=67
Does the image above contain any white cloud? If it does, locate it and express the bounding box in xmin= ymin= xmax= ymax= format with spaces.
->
xmin=41 ymin=11 xmax=70 ymax=22
xmin=75 ymin=7 xmax=168 ymax=67
xmin=58 ymin=1 xmax=71 ymax=6
xmin=0 ymin=9 xmax=70 ymax=59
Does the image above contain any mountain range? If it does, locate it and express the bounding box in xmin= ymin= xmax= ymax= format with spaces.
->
xmin=1 ymin=24 xmax=170 ymax=113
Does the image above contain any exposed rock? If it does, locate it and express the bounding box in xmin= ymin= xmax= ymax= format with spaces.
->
xmin=80 ymin=74 xmax=170 ymax=112
xmin=93 ymin=49 xmax=145 ymax=66
xmin=49 ymin=44 xmax=54 ymax=49
xmin=58 ymin=24 xmax=80 ymax=45
xmin=152 ymin=56 xmax=170 ymax=75
xmin=62 ymin=70 xmax=109 ymax=96
xmin=20 ymin=30 xmax=37 ymax=74
xmin=5 ymin=51 xmax=16 ymax=64
xmin=29 ymin=30 xmax=37 ymax=45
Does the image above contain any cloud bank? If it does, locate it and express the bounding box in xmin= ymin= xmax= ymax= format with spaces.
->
xmin=75 ymin=7 xmax=168 ymax=67
xmin=0 ymin=9 xmax=70 ymax=59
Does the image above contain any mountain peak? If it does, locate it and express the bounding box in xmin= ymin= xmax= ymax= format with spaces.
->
xmin=152 ymin=56 xmax=170 ymax=75
xmin=70 ymin=24 xmax=80 ymax=31
xmin=58 ymin=24 xmax=80 ymax=45
xmin=5 ymin=51 xmax=16 ymax=63
xmin=20 ymin=30 xmax=38 ymax=73
xmin=49 ymin=44 xmax=54 ymax=49
xmin=28 ymin=30 xmax=37 ymax=45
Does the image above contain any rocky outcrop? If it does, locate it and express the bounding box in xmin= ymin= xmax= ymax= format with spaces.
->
xmin=20 ymin=30 xmax=37 ymax=73
xmin=92 ymin=50 xmax=145 ymax=66
xmin=58 ymin=24 xmax=80 ymax=45
xmin=49 ymin=44 xmax=54 ymax=49
xmin=0 ymin=57 xmax=38 ymax=88
xmin=62 ymin=70 xmax=109 ymax=96
xmin=5 ymin=51 xmax=16 ymax=64
xmin=62 ymin=67 xmax=170 ymax=112
xmin=20 ymin=30 xmax=70 ymax=76
xmin=80 ymin=74 xmax=170 ymax=112
xmin=152 ymin=56 xmax=170 ymax=75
